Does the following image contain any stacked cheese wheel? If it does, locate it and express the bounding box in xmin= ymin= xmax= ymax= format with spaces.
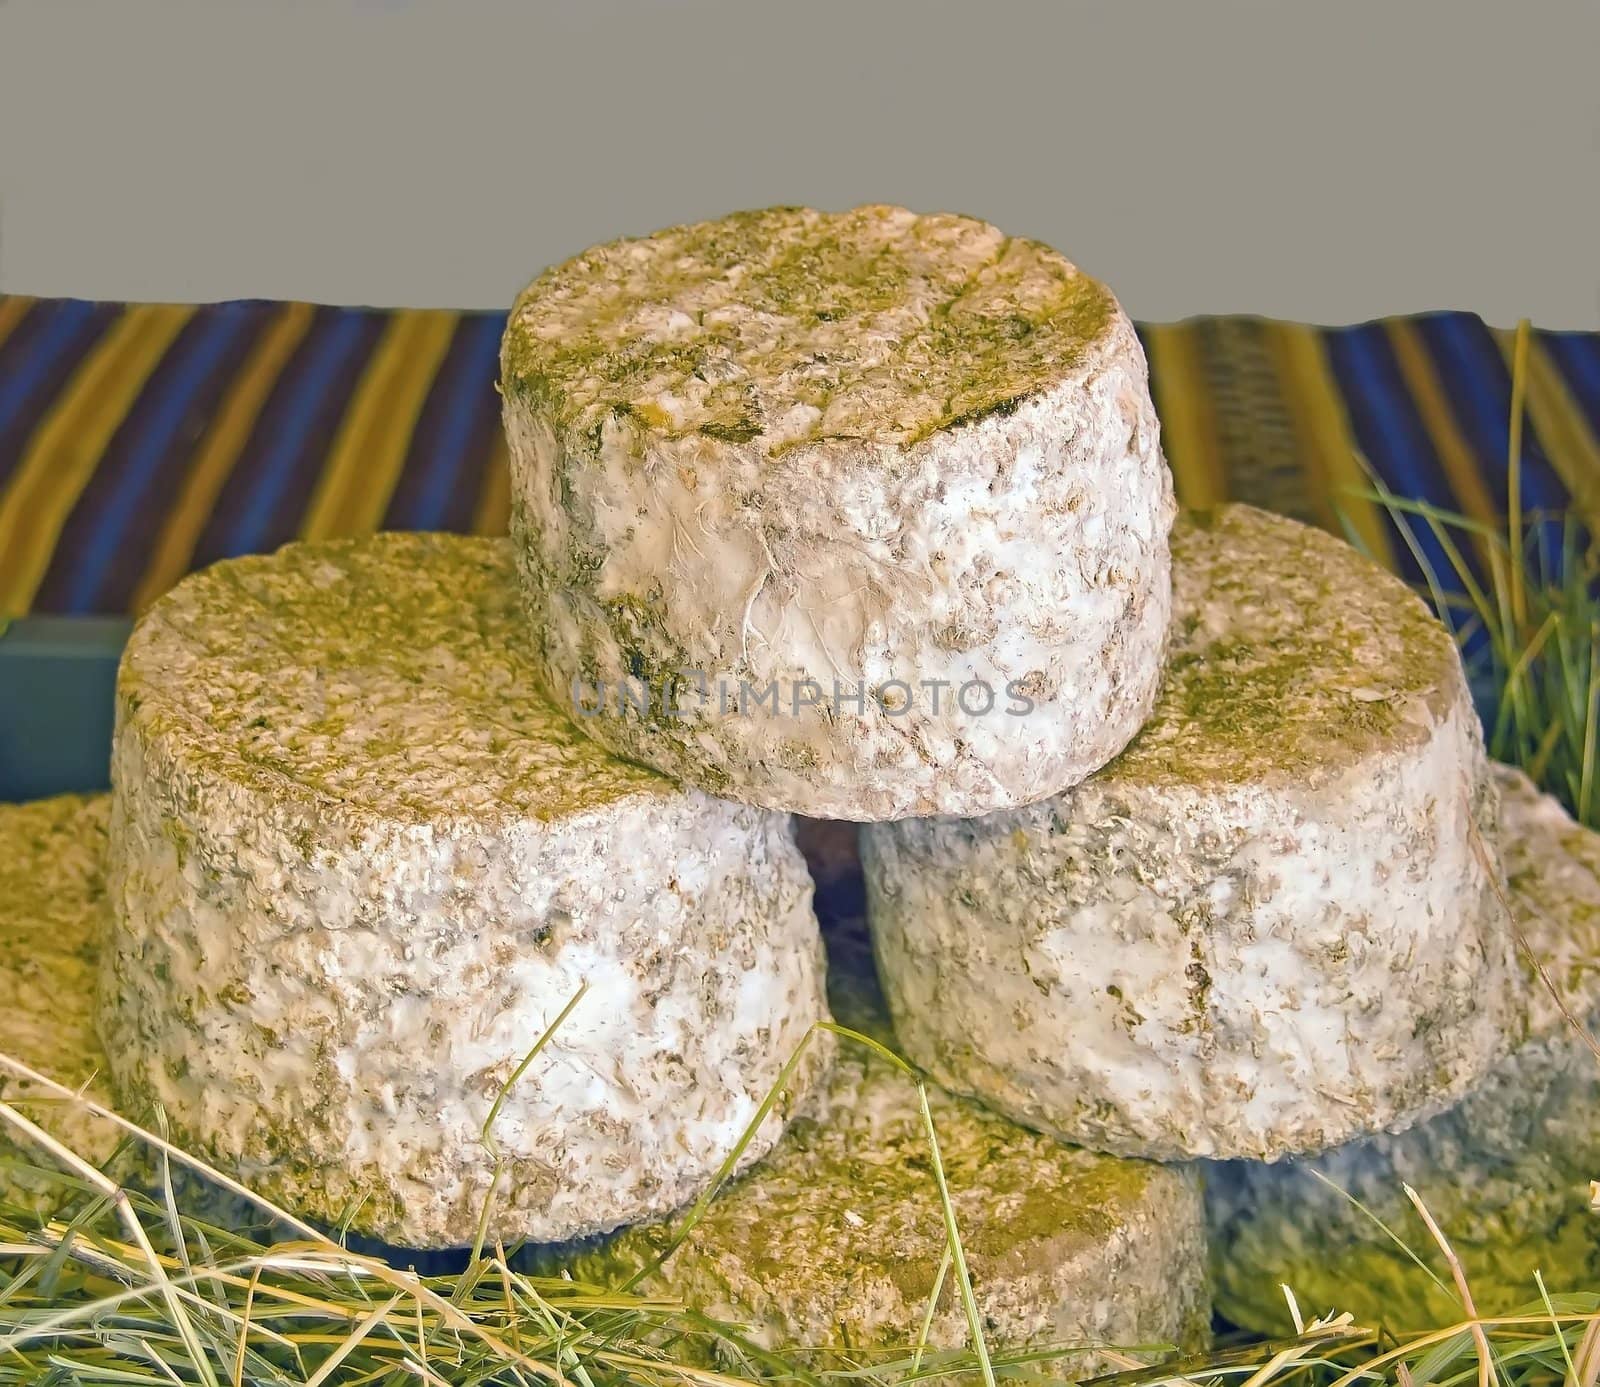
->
xmin=500 ymin=203 xmax=1175 ymax=819
xmin=99 ymin=533 xmax=830 ymax=1247
xmin=862 ymin=505 xmax=1519 ymax=1160
xmin=5 ymin=204 xmax=1551 ymax=1366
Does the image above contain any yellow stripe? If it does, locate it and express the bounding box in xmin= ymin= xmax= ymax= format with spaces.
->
xmin=473 ymin=432 xmax=512 ymax=534
xmin=0 ymin=304 xmax=194 ymax=617
xmin=1492 ymin=328 xmax=1600 ymax=534
xmin=1384 ymin=318 xmax=1499 ymax=528
xmin=1263 ymin=322 xmax=1396 ymax=571
xmin=0 ymin=296 xmax=35 ymax=351
xmin=299 ymin=311 xmax=460 ymax=540
xmin=1141 ymin=323 xmax=1227 ymax=509
xmin=132 ymin=303 xmax=318 ymax=612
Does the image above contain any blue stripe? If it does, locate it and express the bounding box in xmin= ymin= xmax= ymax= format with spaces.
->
xmin=0 ymin=299 xmax=102 ymax=440
xmin=1418 ymin=314 xmax=1568 ymax=515
xmin=405 ymin=316 xmax=504 ymax=526
xmin=56 ymin=305 xmax=256 ymax=611
xmin=1423 ymin=315 xmax=1587 ymax=594
xmin=1322 ymin=323 xmax=1463 ymax=595
xmin=219 ymin=311 xmax=370 ymax=558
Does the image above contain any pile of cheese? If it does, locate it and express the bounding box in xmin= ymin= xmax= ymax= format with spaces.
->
xmin=2 ymin=204 xmax=1566 ymax=1367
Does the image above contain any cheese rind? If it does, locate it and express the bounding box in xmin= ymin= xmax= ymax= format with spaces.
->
xmin=98 ymin=533 xmax=831 ymax=1248
xmin=863 ymin=505 xmax=1520 ymax=1160
xmin=501 ymin=204 xmax=1175 ymax=820
xmin=1207 ymin=766 xmax=1600 ymax=1331
xmin=564 ymin=875 xmax=1211 ymax=1373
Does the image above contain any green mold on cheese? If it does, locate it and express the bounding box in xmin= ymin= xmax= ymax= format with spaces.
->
xmin=501 ymin=204 xmax=1114 ymax=452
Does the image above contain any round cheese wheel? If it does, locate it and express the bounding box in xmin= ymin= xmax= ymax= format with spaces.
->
xmin=99 ymin=533 xmax=830 ymax=1248
xmin=501 ymin=204 xmax=1174 ymax=821
xmin=864 ymin=505 xmax=1520 ymax=1160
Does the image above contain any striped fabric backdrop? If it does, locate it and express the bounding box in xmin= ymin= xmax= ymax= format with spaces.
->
xmin=0 ymin=294 xmax=1597 ymax=618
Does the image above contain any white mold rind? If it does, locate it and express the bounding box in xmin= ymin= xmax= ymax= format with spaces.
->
xmin=864 ymin=505 xmax=1520 ymax=1161
xmin=97 ymin=534 xmax=831 ymax=1248
xmin=501 ymin=204 xmax=1175 ymax=821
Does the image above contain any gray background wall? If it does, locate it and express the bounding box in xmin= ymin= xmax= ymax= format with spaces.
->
xmin=1 ymin=0 xmax=1596 ymax=327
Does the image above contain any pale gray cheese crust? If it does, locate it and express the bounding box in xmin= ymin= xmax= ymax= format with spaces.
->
xmin=563 ymin=864 xmax=1211 ymax=1373
xmin=863 ymin=505 xmax=1521 ymax=1160
xmin=1207 ymin=765 xmax=1600 ymax=1332
xmin=98 ymin=533 xmax=831 ymax=1248
xmin=501 ymin=204 xmax=1175 ymax=820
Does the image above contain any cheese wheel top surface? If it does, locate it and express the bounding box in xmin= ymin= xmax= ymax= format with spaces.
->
xmin=122 ymin=533 xmax=673 ymax=823
xmin=1120 ymin=504 xmax=1463 ymax=789
xmin=502 ymin=203 xmax=1115 ymax=452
